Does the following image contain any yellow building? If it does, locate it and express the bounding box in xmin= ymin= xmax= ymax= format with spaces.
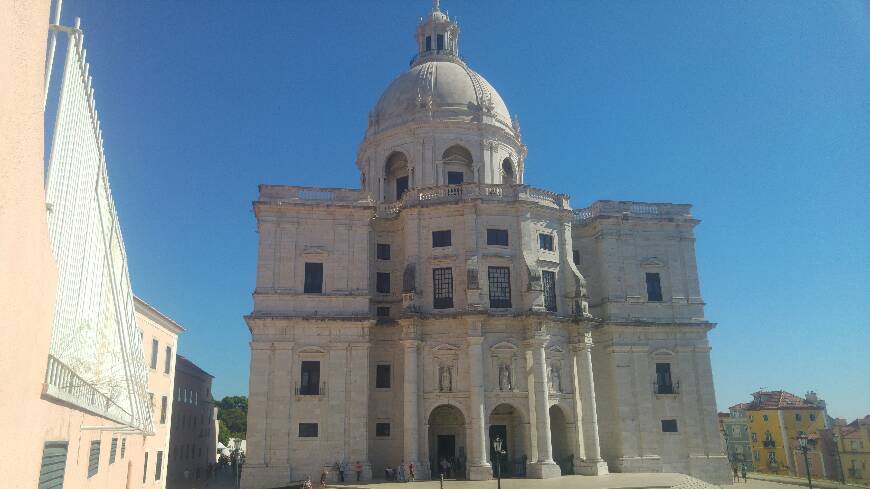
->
xmin=835 ymin=416 xmax=870 ymax=486
xmin=744 ymin=391 xmax=828 ymax=477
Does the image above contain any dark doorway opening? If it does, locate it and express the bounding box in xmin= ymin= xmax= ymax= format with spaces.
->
xmin=437 ymin=435 xmax=456 ymax=477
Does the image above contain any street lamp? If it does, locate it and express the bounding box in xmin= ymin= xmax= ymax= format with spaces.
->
xmin=493 ymin=436 xmax=506 ymax=489
xmin=797 ymin=432 xmax=813 ymax=489
xmin=832 ymin=432 xmax=845 ymax=483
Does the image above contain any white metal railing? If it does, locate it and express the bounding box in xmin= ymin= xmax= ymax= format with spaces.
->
xmin=573 ymin=201 xmax=693 ymax=223
xmin=43 ymin=19 xmax=152 ymax=434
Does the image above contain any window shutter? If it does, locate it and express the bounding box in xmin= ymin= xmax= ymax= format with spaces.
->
xmin=38 ymin=442 xmax=68 ymax=489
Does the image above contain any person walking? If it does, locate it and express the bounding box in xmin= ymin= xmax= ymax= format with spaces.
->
xmin=732 ymin=465 xmax=739 ymax=482
xmin=741 ymin=463 xmax=747 ymax=483
xmin=320 ymin=468 xmax=328 ymax=488
xmin=355 ymin=461 xmax=362 ymax=481
xmin=335 ymin=461 xmax=344 ymax=482
xmin=408 ymin=462 xmax=415 ymax=482
xmin=399 ymin=460 xmax=406 ymax=482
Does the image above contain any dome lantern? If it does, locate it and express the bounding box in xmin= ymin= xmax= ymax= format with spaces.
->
xmin=412 ymin=0 xmax=460 ymax=67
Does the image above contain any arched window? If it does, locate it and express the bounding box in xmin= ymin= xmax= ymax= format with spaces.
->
xmin=502 ymin=158 xmax=515 ymax=184
xmin=442 ymin=145 xmax=473 ymax=185
xmin=385 ymin=152 xmax=409 ymax=202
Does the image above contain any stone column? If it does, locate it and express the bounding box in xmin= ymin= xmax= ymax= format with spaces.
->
xmin=402 ymin=340 xmax=422 ymax=474
xmin=268 ymin=343 xmax=293 ymax=466
xmin=467 ymin=336 xmax=492 ymax=480
xmin=526 ymin=337 xmax=561 ymax=478
xmin=573 ymin=334 xmax=608 ymax=475
xmin=348 ymin=343 xmax=372 ymax=480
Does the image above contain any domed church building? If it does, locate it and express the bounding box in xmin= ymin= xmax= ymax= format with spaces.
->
xmin=242 ymin=2 xmax=730 ymax=487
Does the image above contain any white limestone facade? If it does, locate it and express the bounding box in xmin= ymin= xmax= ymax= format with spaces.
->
xmin=241 ymin=3 xmax=730 ymax=487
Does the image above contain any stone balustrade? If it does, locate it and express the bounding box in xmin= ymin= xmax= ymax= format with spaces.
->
xmin=573 ymin=200 xmax=693 ymax=223
xmin=258 ymin=185 xmax=372 ymax=205
xmin=377 ymin=183 xmax=570 ymax=217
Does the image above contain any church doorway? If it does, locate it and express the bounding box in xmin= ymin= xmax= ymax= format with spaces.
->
xmin=489 ymin=403 xmax=529 ymax=477
xmin=549 ymin=404 xmax=573 ymax=475
xmin=428 ymin=405 xmax=467 ymax=479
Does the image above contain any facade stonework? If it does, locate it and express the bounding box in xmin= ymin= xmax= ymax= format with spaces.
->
xmin=242 ymin=3 xmax=730 ymax=487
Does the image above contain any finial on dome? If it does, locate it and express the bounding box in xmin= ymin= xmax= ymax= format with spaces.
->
xmin=433 ymin=0 xmax=440 ymax=12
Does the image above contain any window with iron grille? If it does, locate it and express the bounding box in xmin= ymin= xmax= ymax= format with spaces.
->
xmin=447 ymin=171 xmax=464 ymax=184
xmin=488 ymin=267 xmax=512 ymax=308
xmin=661 ymin=419 xmax=678 ymax=432
xmin=155 ymin=451 xmax=163 ymax=480
xmin=376 ymin=306 xmax=390 ymax=318
xmin=377 ymin=243 xmax=391 ymax=260
xmin=376 ymin=272 xmax=391 ymax=294
xmin=376 ymin=423 xmax=391 ymax=437
xmin=109 ymin=438 xmax=117 ymax=464
xmin=88 ymin=440 xmax=100 ymax=478
xmin=655 ymin=363 xmax=674 ymax=394
xmin=300 ymin=361 xmax=320 ymax=395
xmin=304 ymin=262 xmax=323 ymax=293
xmin=646 ymin=272 xmax=663 ymax=302
xmin=433 ymin=267 xmax=454 ymax=309
xmin=376 ymin=364 xmax=391 ymax=388
xmin=432 ymin=230 xmax=452 ymax=247
xmin=542 ymin=270 xmax=557 ymax=312
xmin=120 ymin=438 xmax=126 ymax=459
xmin=539 ymin=233 xmax=554 ymax=251
xmin=160 ymin=396 xmax=168 ymax=424
xmin=299 ymin=423 xmax=319 ymax=437
xmin=487 ymin=229 xmax=508 ymax=246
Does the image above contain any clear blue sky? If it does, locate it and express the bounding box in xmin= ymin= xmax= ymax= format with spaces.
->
xmin=49 ymin=1 xmax=869 ymax=420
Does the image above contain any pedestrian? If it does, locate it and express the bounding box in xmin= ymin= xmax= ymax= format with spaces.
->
xmin=320 ymin=468 xmax=328 ymax=488
xmin=385 ymin=465 xmax=394 ymax=480
xmin=399 ymin=460 xmax=406 ymax=482
xmin=304 ymin=476 xmax=313 ymax=489
xmin=741 ymin=464 xmax=747 ymax=483
xmin=355 ymin=461 xmax=362 ymax=481
xmin=732 ymin=465 xmax=739 ymax=482
xmin=409 ymin=462 xmax=415 ymax=482
xmin=335 ymin=461 xmax=344 ymax=482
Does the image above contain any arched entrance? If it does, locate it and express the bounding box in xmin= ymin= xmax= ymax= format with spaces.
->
xmin=549 ymin=404 xmax=573 ymax=474
xmin=488 ymin=403 xmax=529 ymax=478
xmin=428 ymin=405 xmax=467 ymax=479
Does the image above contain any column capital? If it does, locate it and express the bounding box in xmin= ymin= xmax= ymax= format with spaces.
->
xmin=466 ymin=336 xmax=484 ymax=346
xmin=401 ymin=339 xmax=421 ymax=349
xmin=524 ymin=335 xmax=550 ymax=349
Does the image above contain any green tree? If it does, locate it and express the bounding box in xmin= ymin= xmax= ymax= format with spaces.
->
xmin=216 ymin=395 xmax=248 ymax=442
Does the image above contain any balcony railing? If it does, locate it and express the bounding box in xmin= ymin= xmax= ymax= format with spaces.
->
xmin=377 ymin=184 xmax=570 ymax=218
xmin=44 ymin=354 xmax=134 ymax=426
xmin=294 ymin=381 xmax=327 ymax=397
xmin=573 ymin=200 xmax=693 ymax=223
xmin=763 ymin=440 xmax=776 ymax=449
xmin=654 ymin=381 xmax=680 ymax=395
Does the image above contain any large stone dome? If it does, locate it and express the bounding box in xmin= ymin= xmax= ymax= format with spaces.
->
xmin=371 ymin=60 xmax=511 ymax=132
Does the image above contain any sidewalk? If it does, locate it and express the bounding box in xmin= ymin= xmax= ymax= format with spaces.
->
xmin=746 ymin=472 xmax=861 ymax=489
xmin=318 ymin=473 xmax=717 ymax=489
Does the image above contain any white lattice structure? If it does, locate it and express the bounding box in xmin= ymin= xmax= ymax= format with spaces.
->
xmin=43 ymin=19 xmax=152 ymax=433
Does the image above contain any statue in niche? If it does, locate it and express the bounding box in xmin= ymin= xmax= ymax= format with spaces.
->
xmin=439 ymin=365 xmax=453 ymax=392
xmin=548 ymin=363 xmax=563 ymax=393
xmin=499 ymin=363 xmax=512 ymax=391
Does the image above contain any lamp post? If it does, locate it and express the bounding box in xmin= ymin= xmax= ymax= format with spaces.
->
xmin=797 ymin=432 xmax=813 ymax=489
xmin=493 ymin=436 xmax=506 ymax=489
xmin=832 ymin=432 xmax=845 ymax=483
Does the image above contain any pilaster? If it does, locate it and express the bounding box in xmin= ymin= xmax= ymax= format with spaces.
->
xmin=348 ymin=342 xmax=372 ymax=480
xmin=402 ymin=339 xmax=422 ymax=475
xmin=466 ymin=335 xmax=492 ymax=480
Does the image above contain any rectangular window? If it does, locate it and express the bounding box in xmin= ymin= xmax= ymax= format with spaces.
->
xmin=795 ymin=413 xmax=802 ymax=421
xmin=437 ymin=34 xmax=445 ymax=50
xmin=572 ymin=250 xmax=580 ymax=265
xmin=396 ymin=176 xmax=409 ymax=200
xmin=164 ymin=346 xmax=172 ymax=374
xmin=646 ymin=272 xmax=663 ymax=302
xmin=376 ymin=364 xmax=391 ymax=389
xmin=377 ymin=243 xmax=391 ymax=260
xmin=542 ymin=270 xmax=557 ymax=312
xmin=376 ymin=272 xmax=391 ymax=294
xmin=432 ymin=230 xmax=452 ymax=247
xmin=160 ymin=396 xmax=168 ymax=424
xmin=488 ymin=266 xmax=512 ymax=309
xmin=150 ymin=339 xmax=159 ymax=369
xmin=809 ymin=413 xmax=816 ymax=421
xmin=376 ymin=306 xmax=390 ymax=318
xmin=426 ymin=35 xmax=432 ymax=51
xmin=121 ymin=438 xmax=126 ymax=458
xmin=87 ymin=440 xmax=100 ymax=478
xmin=539 ymin=233 xmax=554 ymax=251
xmin=109 ymin=437 xmax=118 ymax=464
xmin=486 ymin=229 xmax=508 ymax=246
xmin=661 ymin=419 xmax=678 ymax=432
xmin=142 ymin=452 xmax=148 ymax=483
xmin=655 ymin=363 xmax=674 ymax=394
xmin=155 ymin=451 xmax=163 ymax=480
xmin=37 ymin=442 xmax=68 ymax=489
xmin=376 ymin=422 xmax=391 ymax=437
xmin=433 ymin=267 xmax=454 ymax=309
xmin=300 ymin=361 xmax=320 ymax=395
xmin=299 ymin=423 xmax=319 ymax=437
xmin=304 ymin=262 xmax=323 ymax=294
xmin=447 ymin=171 xmax=464 ymax=184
